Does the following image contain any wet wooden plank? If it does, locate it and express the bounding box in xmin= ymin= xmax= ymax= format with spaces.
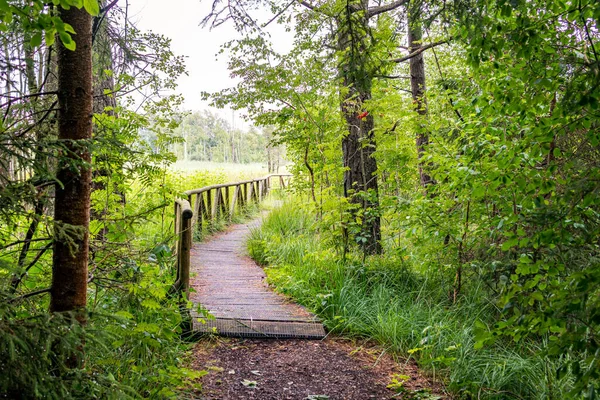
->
xmin=189 ymin=218 xmax=325 ymax=339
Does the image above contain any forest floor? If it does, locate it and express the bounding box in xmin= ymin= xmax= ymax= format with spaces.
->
xmin=189 ymin=336 xmax=446 ymax=399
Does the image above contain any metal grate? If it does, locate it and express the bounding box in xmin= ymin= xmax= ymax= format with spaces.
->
xmin=192 ymin=317 xmax=326 ymax=339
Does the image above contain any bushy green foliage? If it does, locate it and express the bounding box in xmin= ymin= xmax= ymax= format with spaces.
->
xmin=0 ymin=169 xmax=229 ymax=398
xmin=0 ymin=2 xmax=242 ymax=398
xmin=215 ymin=0 xmax=600 ymax=396
xmin=0 ymin=290 xmax=203 ymax=399
xmin=249 ymin=200 xmax=579 ymax=399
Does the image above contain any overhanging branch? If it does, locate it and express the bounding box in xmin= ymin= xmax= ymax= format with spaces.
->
xmin=298 ymin=0 xmax=333 ymax=16
xmin=390 ymin=40 xmax=449 ymax=63
xmin=262 ymin=0 xmax=296 ymax=27
xmin=367 ymin=0 xmax=410 ymax=18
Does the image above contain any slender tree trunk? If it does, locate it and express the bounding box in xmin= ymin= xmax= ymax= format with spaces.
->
xmin=50 ymin=6 xmax=93 ymax=313
xmin=91 ymin=12 xmax=120 ymax=243
xmin=408 ymin=8 xmax=434 ymax=189
xmin=0 ymin=44 xmax=13 ymax=185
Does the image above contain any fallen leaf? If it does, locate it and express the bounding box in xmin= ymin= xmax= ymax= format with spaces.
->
xmin=250 ymin=370 xmax=262 ymax=376
xmin=241 ymin=379 xmax=258 ymax=388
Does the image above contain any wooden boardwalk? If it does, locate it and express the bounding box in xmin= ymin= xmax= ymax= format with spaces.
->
xmin=189 ymin=218 xmax=325 ymax=339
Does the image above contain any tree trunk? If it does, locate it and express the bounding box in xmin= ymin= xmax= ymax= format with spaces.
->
xmin=408 ymin=9 xmax=434 ymax=189
xmin=50 ymin=6 xmax=93 ymax=313
xmin=340 ymin=96 xmax=382 ymax=254
xmin=91 ymin=9 xmax=121 ymax=243
xmin=338 ymin=2 xmax=382 ymax=255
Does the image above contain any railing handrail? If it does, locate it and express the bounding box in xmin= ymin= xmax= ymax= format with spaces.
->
xmin=171 ymin=173 xmax=292 ymax=297
xmin=183 ymin=174 xmax=292 ymax=196
xmin=174 ymin=198 xmax=193 ymax=219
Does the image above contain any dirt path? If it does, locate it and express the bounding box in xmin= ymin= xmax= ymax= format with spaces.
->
xmin=191 ymin=338 xmax=445 ymax=400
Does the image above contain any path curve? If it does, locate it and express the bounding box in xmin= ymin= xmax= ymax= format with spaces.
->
xmin=189 ymin=218 xmax=325 ymax=339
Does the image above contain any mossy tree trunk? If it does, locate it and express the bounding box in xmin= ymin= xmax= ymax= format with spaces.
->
xmin=338 ymin=0 xmax=382 ymax=255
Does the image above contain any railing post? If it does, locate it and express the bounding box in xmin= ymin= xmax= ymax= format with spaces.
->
xmin=211 ymin=188 xmax=219 ymax=221
xmin=240 ymin=183 xmax=247 ymax=208
xmin=201 ymin=192 xmax=210 ymax=221
xmin=230 ymin=184 xmax=240 ymax=220
xmin=194 ymin=193 xmax=203 ymax=235
xmin=172 ymin=199 xmax=193 ymax=296
xmin=266 ymin=176 xmax=270 ymax=196
xmin=174 ymin=203 xmax=180 ymax=243
xmin=248 ymin=181 xmax=254 ymax=203
xmin=206 ymin=189 xmax=213 ymax=224
xmin=221 ymin=187 xmax=229 ymax=219
xmin=180 ymin=214 xmax=192 ymax=295
xmin=188 ymin=193 xmax=194 ymax=222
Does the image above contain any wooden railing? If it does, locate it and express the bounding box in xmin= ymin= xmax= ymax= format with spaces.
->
xmin=171 ymin=174 xmax=292 ymax=296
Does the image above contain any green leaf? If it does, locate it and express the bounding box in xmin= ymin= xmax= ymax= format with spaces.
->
xmin=63 ymin=23 xmax=76 ymax=34
xmin=474 ymin=340 xmax=485 ymax=350
xmin=3 ymin=9 xmax=12 ymax=24
xmin=472 ymin=183 xmax=486 ymax=199
xmin=530 ymin=291 xmax=543 ymax=302
xmin=63 ymin=39 xmax=76 ymax=50
xmin=30 ymin=33 xmax=42 ymax=47
xmin=45 ymin=29 xmax=56 ymax=46
xmin=83 ymin=0 xmax=99 ymax=16
xmin=59 ymin=31 xmax=76 ymax=50
xmin=141 ymin=298 xmax=161 ymax=310
xmin=501 ymin=237 xmax=519 ymax=251
xmin=115 ymin=310 xmax=134 ymax=320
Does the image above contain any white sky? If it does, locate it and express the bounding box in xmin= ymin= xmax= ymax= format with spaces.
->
xmin=127 ymin=0 xmax=291 ymax=129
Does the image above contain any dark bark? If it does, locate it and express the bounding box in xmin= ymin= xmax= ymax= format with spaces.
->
xmin=50 ymin=6 xmax=93 ymax=313
xmin=338 ymin=0 xmax=382 ymax=255
xmin=408 ymin=8 xmax=434 ymax=189
xmin=341 ymin=99 xmax=382 ymax=254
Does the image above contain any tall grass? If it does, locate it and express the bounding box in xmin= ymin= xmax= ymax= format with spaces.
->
xmin=247 ymin=200 xmax=575 ymax=399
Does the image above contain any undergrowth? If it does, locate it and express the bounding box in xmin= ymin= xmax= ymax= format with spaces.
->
xmin=0 ymin=169 xmax=252 ymax=399
xmin=247 ymin=200 xmax=576 ymax=399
